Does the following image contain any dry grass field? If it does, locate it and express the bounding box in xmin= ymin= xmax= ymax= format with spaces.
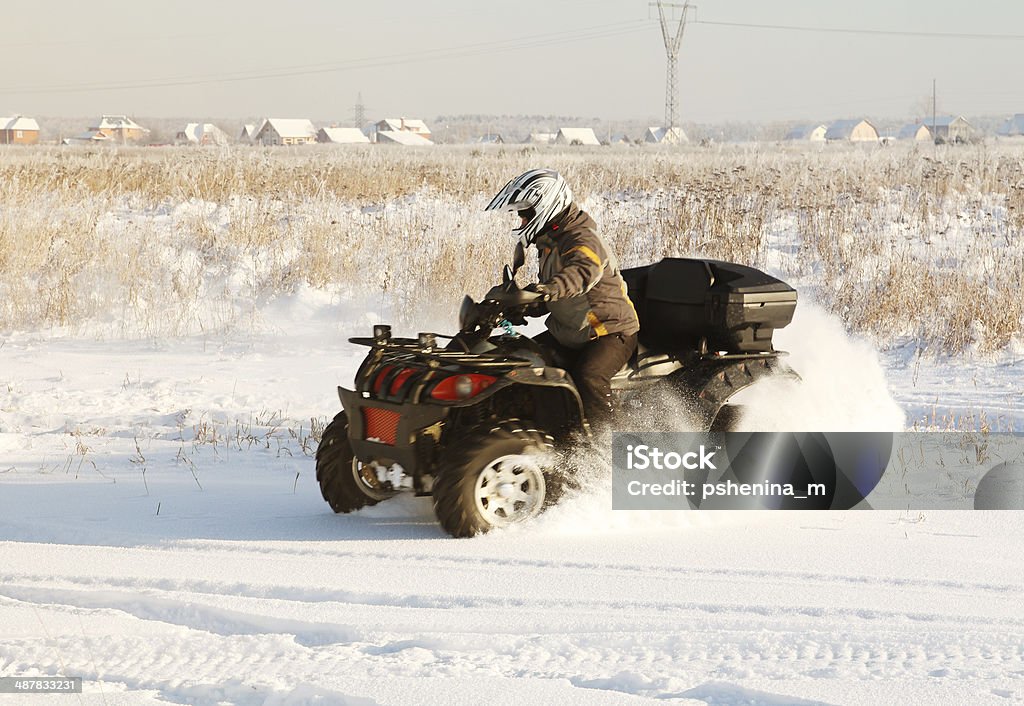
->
xmin=1 ymin=142 xmax=1022 ymax=353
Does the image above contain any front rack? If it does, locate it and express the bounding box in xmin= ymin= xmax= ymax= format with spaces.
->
xmin=349 ymin=336 xmax=533 ymax=370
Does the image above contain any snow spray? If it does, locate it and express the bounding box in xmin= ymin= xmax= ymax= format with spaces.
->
xmin=530 ymin=304 xmax=906 ymax=534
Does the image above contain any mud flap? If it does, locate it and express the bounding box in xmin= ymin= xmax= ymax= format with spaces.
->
xmin=669 ymin=355 xmax=800 ymax=430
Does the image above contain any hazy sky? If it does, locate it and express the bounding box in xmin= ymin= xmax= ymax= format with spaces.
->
xmin=3 ymin=0 xmax=1022 ymax=124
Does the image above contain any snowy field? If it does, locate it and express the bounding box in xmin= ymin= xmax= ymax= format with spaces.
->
xmin=2 ymin=144 xmax=1023 ymax=704
xmin=2 ymin=294 xmax=1022 ymax=705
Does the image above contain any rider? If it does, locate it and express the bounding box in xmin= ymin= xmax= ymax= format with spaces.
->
xmin=485 ymin=168 xmax=640 ymax=430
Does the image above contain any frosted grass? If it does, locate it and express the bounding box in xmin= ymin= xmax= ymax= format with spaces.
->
xmin=1 ymin=142 xmax=1021 ymax=353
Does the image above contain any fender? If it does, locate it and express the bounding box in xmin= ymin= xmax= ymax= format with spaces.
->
xmin=499 ymin=366 xmax=588 ymax=433
xmin=668 ymin=354 xmax=800 ymax=429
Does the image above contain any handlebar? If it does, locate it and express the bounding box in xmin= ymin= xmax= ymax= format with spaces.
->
xmin=459 ymin=281 xmax=546 ymax=334
xmin=481 ymin=282 xmax=546 ymax=307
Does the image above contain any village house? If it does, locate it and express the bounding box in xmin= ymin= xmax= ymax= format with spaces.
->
xmin=176 ymin=123 xmax=229 ymax=146
xmin=376 ymin=130 xmax=433 ymax=146
xmin=644 ymin=126 xmax=687 ymax=144
xmin=998 ymin=114 xmax=1024 ymax=137
xmin=0 ymin=115 xmax=40 ymax=144
xmin=317 ymin=127 xmax=370 ymax=144
xmin=88 ymin=115 xmax=150 ymax=143
xmin=252 ymin=119 xmax=317 ymax=146
xmin=924 ymin=116 xmax=973 ymax=143
xmin=554 ymin=127 xmax=601 ymax=146
xmin=825 ymin=119 xmax=879 ymax=143
xmin=898 ymin=123 xmax=933 ymax=141
xmin=374 ymin=118 xmax=431 ymax=141
xmin=239 ymin=124 xmax=257 ymax=143
xmin=784 ymin=124 xmax=827 ymax=142
xmin=62 ymin=132 xmax=112 ymax=146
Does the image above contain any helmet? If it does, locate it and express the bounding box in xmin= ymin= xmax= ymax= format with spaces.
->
xmin=485 ymin=168 xmax=573 ymax=247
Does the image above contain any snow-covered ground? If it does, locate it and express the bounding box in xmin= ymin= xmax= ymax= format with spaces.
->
xmin=2 ymin=287 xmax=1022 ymax=704
xmin=3 ymin=156 xmax=1024 ymax=703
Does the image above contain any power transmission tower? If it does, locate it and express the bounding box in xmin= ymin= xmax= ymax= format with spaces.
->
xmin=652 ymin=1 xmax=695 ymax=129
xmin=353 ymin=92 xmax=366 ymax=128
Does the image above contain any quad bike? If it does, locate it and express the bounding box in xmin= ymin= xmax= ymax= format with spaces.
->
xmin=316 ymin=245 xmax=799 ymax=537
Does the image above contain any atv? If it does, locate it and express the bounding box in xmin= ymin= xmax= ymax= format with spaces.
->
xmin=316 ymin=245 xmax=799 ymax=537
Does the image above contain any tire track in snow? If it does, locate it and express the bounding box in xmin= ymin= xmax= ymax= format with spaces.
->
xmin=3 ymin=615 xmax=1020 ymax=704
xmin=3 ymin=567 xmax=1021 ymax=704
xmin=2 ymin=574 xmax=1021 ymax=636
xmin=0 ymin=586 xmax=358 ymax=647
xmin=154 ymin=541 xmax=1024 ymax=597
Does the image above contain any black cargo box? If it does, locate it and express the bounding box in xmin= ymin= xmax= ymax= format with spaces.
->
xmin=621 ymin=258 xmax=797 ymax=353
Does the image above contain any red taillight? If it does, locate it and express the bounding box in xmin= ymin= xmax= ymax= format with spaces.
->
xmin=389 ymin=368 xmax=416 ymax=395
xmin=371 ymin=366 xmax=417 ymax=397
xmin=371 ymin=365 xmax=394 ymax=394
xmin=362 ymin=407 xmax=400 ymax=445
xmin=430 ymin=374 xmax=496 ymax=401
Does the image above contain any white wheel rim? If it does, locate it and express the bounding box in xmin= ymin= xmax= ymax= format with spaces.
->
xmin=473 ymin=454 xmax=546 ymax=527
xmin=352 ymin=458 xmax=394 ymax=500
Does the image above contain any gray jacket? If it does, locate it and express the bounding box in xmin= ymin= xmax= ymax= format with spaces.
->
xmin=534 ymin=204 xmax=640 ymax=349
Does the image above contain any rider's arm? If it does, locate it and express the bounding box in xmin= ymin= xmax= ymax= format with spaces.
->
xmin=542 ymin=230 xmax=607 ymax=301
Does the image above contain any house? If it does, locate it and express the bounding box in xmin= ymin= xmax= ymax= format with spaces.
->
xmin=898 ymin=123 xmax=933 ymax=141
xmin=252 ymin=118 xmax=317 ymax=146
xmin=607 ymin=133 xmax=633 ymax=145
xmin=784 ymin=124 xmax=827 ymax=142
xmin=176 ymin=123 xmax=229 ymax=146
xmin=88 ymin=115 xmax=150 ymax=143
xmin=523 ymin=133 xmax=555 ymax=145
xmin=374 ymin=118 xmax=431 ymax=141
xmin=997 ymin=114 xmax=1024 ymax=137
xmin=825 ymin=119 xmax=879 ymax=142
xmin=476 ymin=134 xmax=504 ymax=144
xmin=0 ymin=115 xmax=40 ymax=144
xmin=875 ymin=127 xmax=901 ymax=145
xmin=376 ymin=130 xmax=433 ymax=146
xmin=644 ymin=126 xmax=687 ymax=144
xmin=62 ymin=132 xmax=113 ymax=146
xmin=554 ymin=127 xmax=601 ymax=146
xmin=924 ymin=115 xmax=973 ymax=143
xmin=239 ymin=124 xmax=257 ymax=143
xmin=318 ymin=127 xmax=370 ymax=144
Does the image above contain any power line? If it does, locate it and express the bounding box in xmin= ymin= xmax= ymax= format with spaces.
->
xmin=0 ymin=21 xmax=650 ymax=96
xmin=693 ymin=19 xmax=1024 ymax=41
xmin=0 ymin=7 xmax=508 ymax=50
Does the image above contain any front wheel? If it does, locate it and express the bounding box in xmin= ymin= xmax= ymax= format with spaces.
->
xmin=316 ymin=411 xmax=396 ymax=513
xmin=432 ymin=420 xmax=558 ymax=538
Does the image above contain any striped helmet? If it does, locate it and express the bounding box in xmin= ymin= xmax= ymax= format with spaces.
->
xmin=485 ymin=168 xmax=573 ymax=247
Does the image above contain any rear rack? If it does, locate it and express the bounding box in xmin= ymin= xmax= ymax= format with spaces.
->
xmin=703 ymin=350 xmax=789 ymax=361
xmin=349 ymin=336 xmax=533 ymax=370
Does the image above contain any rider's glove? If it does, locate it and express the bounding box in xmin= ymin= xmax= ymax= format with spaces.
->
xmin=524 ymin=282 xmax=552 ymax=302
xmin=523 ymin=301 xmax=548 ymax=318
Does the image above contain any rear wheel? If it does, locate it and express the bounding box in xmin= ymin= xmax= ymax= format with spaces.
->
xmin=316 ymin=411 xmax=396 ymax=513
xmin=710 ymin=404 xmax=747 ymax=431
xmin=432 ymin=420 xmax=558 ymax=538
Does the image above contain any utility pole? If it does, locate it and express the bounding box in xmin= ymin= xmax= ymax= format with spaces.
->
xmin=931 ymin=79 xmax=937 ymax=144
xmin=652 ymin=1 xmax=695 ymax=130
xmin=353 ymin=92 xmax=366 ymax=128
